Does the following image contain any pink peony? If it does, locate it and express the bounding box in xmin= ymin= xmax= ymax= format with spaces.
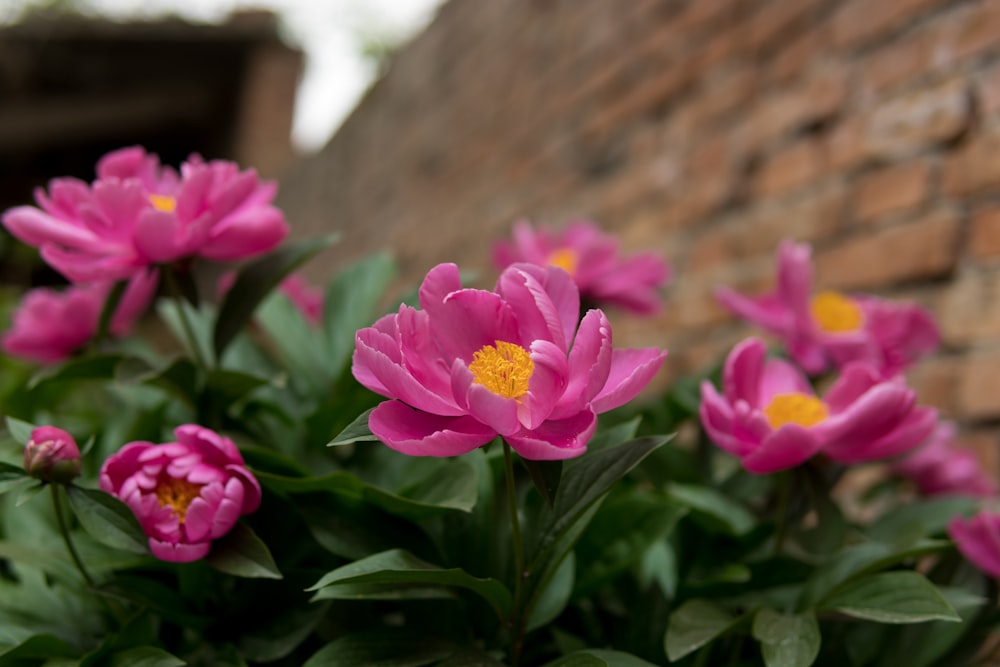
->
xmin=715 ymin=240 xmax=939 ymax=377
xmin=352 ymin=262 xmax=667 ymax=460
xmin=492 ymin=220 xmax=670 ymax=315
xmin=2 ymin=269 xmax=158 ymax=364
xmin=99 ymin=424 xmax=262 ymax=563
xmin=949 ymin=511 xmax=1000 ymax=579
xmin=892 ymin=421 xmax=997 ymax=498
xmin=24 ymin=425 xmax=81 ymax=484
xmin=699 ymin=337 xmax=937 ymax=474
xmin=3 ymin=146 xmax=288 ymax=283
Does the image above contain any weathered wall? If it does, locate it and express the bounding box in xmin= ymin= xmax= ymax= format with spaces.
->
xmin=278 ymin=0 xmax=1000 ymax=463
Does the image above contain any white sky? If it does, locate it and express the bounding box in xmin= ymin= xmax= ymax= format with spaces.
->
xmin=1 ymin=0 xmax=444 ymax=152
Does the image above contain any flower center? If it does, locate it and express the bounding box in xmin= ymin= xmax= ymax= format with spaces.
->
xmin=155 ymin=477 xmax=203 ymax=523
xmin=468 ymin=340 xmax=534 ymax=399
xmin=547 ymin=248 xmax=578 ymax=276
xmin=763 ymin=393 xmax=829 ymax=429
xmin=810 ymin=291 xmax=863 ymax=333
xmin=149 ymin=194 xmax=177 ymax=213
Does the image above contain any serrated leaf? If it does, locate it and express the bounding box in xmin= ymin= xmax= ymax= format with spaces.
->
xmin=65 ymin=485 xmax=148 ymax=554
xmin=308 ymin=548 xmax=511 ymax=619
xmin=327 ymin=408 xmax=378 ymax=446
xmin=665 ymin=599 xmax=742 ymax=661
xmin=214 ymin=235 xmax=337 ymax=360
xmin=819 ymin=571 xmax=960 ymax=624
xmin=204 ymin=522 xmax=281 ymax=579
xmin=752 ymin=608 xmax=820 ymax=667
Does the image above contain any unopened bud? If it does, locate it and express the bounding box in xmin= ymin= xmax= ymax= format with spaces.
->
xmin=24 ymin=426 xmax=81 ymax=483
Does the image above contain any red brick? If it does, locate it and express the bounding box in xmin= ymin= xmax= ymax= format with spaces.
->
xmin=826 ymin=116 xmax=866 ymax=172
xmin=907 ymin=356 xmax=960 ymax=417
xmin=749 ymin=67 xmax=848 ymax=147
xmin=970 ymin=205 xmax=1000 ymax=261
xmin=747 ymin=0 xmax=823 ymax=53
xmin=854 ymin=160 xmax=931 ymax=223
xmin=753 ymin=138 xmax=827 ymax=198
xmin=685 ymin=64 xmax=759 ymax=127
xmin=962 ymin=429 xmax=1000 ymax=482
xmin=933 ymin=1 xmax=1000 ymax=67
xmin=768 ymin=23 xmax=827 ymax=84
xmin=937 ymin=272 xmax=1000 ymax=346
xmin=957 ymin=349 xmax=1000 ymax=420
xmin=861 ymin=78 xmax=971 ymax=160
xmin=739 ymin=181 xmax=847 ymax=254
xmin=859 ymin=32 xmax=931 ymax=101
xmin=942 ymin=126 xmax=1000 ymax=197
xmin=814 ymin=207 xmax=961 ymax=290
xmin=978 ymin=62 xmax=1000 ymax=118
xmin=831 ymin=0 xmax=952 ymax=50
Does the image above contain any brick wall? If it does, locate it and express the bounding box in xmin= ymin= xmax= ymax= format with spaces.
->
xmin=277 ymin=0 xmax=1000 ymax=463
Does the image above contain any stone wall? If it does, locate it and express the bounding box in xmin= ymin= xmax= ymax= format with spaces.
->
xmin=277 ymin=0 xmax=1000 ymax=465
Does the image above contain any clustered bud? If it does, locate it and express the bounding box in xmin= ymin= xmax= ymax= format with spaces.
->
xmin=24 ymin=426 xmax=81 ymax=484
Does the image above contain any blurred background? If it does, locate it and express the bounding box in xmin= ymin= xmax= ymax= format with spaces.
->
xmin=2 ymin=0 xmax=1000 ymax=469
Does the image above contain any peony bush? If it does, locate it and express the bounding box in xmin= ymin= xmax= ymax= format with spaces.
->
xmin=0 ymin=147 xmax=997 ymax=667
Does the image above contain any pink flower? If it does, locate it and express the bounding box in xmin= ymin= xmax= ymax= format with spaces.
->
xmin=99 ymin=424 xmax=262 ymax=563
xmin=893 ymin=421 xmax=997 ymax=498
xmin=24 ymin=426 xmax=81 ymax=483
xmin=492 ymin=220 xmax=670 ymax=315
xmin=3 ymin=146 xmax=288 ymax=283
xmin=715 ymin=240 xmax=939 ymax=377
xmin=3 ymin=269 xmax=158 ymax=364
xmin=699 ymin=337 xmax=937 ymax=474
xmin=352 ymin=263 xmax=667 ymax=460
xmin=949 ymin=511 xmax=1000 ymax=579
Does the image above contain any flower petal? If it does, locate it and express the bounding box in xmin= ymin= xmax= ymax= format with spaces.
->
xmin=368 ymin=400 xmax=497 ymax=457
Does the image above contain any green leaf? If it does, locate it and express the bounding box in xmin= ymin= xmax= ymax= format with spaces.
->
xmin=323 ymin=253 xmax=396 ymax=377
xmin=867 ymin=498 xmax=979 ymax=545
xmin=799 ymin=539 xmax=951 ymax=610
xmin=214 ymin=235 xmax=337 ymax=360
xmin=108 ymin=646 xmax=185 ymax=667
xmin=666 ymin=483 xmax=755 ymax=536
xmin=522 ymin=459 xmax=562 ymax=509
xmin=308 ymin=548 xmax=511 ymax=619
xmin=664 ymin=599 xmax=742 ymax=661
xmin=256 ymin=289 xmax=329 ymax=393
xmin=0 ymin=475 xmax=35 ymax=497
xmin=204 ymin=522 xmax=282 ymax=579
xmin=27 ymin=353 xmax=124 ymax=390
xmin=542 ymin=649 xmax=660 ymax=666
xmin=303 ymin=629 xmax=452 ymax=667
xmin=819 ymin=571 xmax=960 ymax=624
xmin=5 ymin=417 xmax=35 ymax=445
xmin=0 ymin=633 xmax=77 ymax=661
xmin=94 ymin=278 xmax=129 ymax=342
xmin=65 ymin=485 xmax=148 ymax=554
xmin=752 ymin=608 xmax=820 ymax=667
xmin=327 ymin=408 xmax=379 ymax=447
xmin=527 ymin=552 xmax=574 ymax=631
xmin=238 ymin=601 xmax=330 ymax=663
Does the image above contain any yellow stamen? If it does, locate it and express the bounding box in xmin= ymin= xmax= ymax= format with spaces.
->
xmin=547 ymin=248 xmax=578 ymax=276
xmin=811 ymin=290 xmax=863 ymax=333
xmin=149 ymin=193 xmax=177 ymax=214
xmin=763 ymin=393 xmax=828 ymax=429
xmin=155 ymin=477 xmax=203 ymax=523
xmin=468 ymin=340 xmax=534 ymax=399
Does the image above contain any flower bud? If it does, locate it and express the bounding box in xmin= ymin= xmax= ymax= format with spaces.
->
xmin=24 ymin=426 xmax=81 ymax=483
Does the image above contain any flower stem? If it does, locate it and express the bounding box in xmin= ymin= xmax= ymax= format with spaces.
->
xmin=162 ymin=266 xmax=209 ymax=370
xmin=50 ymin=484 xmax=95 ymax=587
xmin=503 ymin=441 xmax=526 ymax=667
xmin=772 ymin=470 xmax=792 ymax=557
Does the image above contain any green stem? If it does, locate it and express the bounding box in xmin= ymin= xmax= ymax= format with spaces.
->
xmin=162 ymin=266 xmax=209 ymax=370
xmin=772 ymin=470 xmax=792 ymax=557
xmin=50 ymin=484 xmax=95 ymax=587
xmin=503 ymin=441 xmax=526 ymax=667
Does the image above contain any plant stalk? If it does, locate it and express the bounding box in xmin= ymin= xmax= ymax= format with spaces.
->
xmin=503 ymin=440 xmax=526 ymax=667
xmin=51 ymin=484 xmax=95 ymax=587
xmin=162 ymin=266 xmax=209 ymax=370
